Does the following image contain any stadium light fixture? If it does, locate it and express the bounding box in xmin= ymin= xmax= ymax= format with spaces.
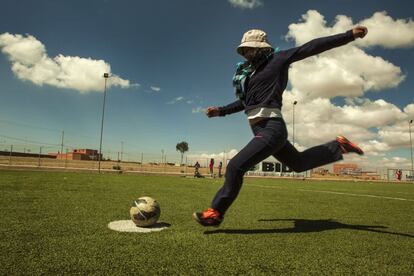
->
xmin=98 ymin=73 xmax=110 ymax=173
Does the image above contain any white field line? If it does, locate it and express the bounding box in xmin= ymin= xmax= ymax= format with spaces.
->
xmin=297 ymin=188 xmax=414 ymax=202
xmin=249 ymin=184 xmax=414 ymax=202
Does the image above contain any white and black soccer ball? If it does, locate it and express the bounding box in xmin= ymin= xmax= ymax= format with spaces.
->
xmin=130 ymin=196 xmax=161 ymax=227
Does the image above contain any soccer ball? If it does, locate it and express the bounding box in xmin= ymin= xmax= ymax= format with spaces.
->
xmin=130 ymin=196 xmax=161 ymax=227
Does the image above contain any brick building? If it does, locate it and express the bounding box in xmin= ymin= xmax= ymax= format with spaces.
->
xmin=54 ymin=149 xmax=101 ymax=161
xmin=333 ymin=163 xmax=359 ymax=175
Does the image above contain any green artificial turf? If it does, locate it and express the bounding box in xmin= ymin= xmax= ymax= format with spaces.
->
xmin=1 ymin=170 xmax=413 ymax=275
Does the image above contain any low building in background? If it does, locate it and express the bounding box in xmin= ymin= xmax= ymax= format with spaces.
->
xmin=333 ymin=163 xmax=359 ymax=175
xmin=360 ymin=171 xmax=381 ymax=180
xmin=312 ymin=167 xmax=329 ymax=175
xmin=333 ymin=163 xmax=381 ymax=179
xmin=53 ymin=149 xmax=102 ymax=161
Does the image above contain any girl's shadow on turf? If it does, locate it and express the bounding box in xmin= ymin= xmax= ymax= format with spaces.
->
xmin=204 ymin=218 xmax=414 ymax=238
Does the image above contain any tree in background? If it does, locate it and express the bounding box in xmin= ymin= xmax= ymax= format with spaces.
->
xmin=176 ymin=141 xmax=189 ymax=165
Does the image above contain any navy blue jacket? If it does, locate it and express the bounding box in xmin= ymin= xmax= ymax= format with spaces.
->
xmin=218 ymin=30 xmax=355 ymax=116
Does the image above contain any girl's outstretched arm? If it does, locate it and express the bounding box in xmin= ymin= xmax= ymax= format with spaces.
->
xmin=284 ymin=26 xmax=368 ymax=64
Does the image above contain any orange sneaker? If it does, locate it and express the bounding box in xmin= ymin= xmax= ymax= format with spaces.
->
xmin=336 ymin=135 xmax=364 ymax=155
xmin=193 ymin=208 xmax=223 ymax=227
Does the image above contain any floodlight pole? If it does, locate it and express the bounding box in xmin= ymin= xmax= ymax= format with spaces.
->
xmin=292 ymin=101 xmax=298 ymax=146
xmin=9 ymin=145 xmax=13 ymax=165
xmin=98 ymin=73 xmax=109 ymax=173
xmin=292 ymin=101 xmax=298 ymax=178
xmin=24 ymin=137 xmax=27 ymax=153
xmin=121 ymin=141 xmax=124 ymax=162
xmin=410 ymin=119 xmax=413 ymax=173
xmin=60 ymin=131 xmax=64 ymax=154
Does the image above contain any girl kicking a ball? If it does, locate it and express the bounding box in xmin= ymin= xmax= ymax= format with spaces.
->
xmin=194 ymin=26 xmax=368 ymax=226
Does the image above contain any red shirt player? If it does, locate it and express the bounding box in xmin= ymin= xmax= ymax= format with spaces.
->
xmin=209 ymin=158 xmax=215 ymax=177
xmin=395 ymin=169 xmax=402 ymax=181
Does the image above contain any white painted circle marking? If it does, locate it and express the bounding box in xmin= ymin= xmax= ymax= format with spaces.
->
xmin=108 ymin=220 xmax=170 ymax=233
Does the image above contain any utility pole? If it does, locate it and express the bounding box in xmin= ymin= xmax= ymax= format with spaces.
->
xmin=23 ymin=137 xmax=27 ymax=154
xmin=9 ymin=145 xmax=13 ymax=165
xmin=61 ymin=131 xmax=64 ymax=154
xmin=121 ymin=141 xmax=124 ymax=163
xmin=65 ymin=148 xmax=68 ymax=168
xmin=98 ymin=73 xmax=110 ymax=173
xmin=38 ymin=146 xmax=42 ymax=167
xmin=410 ymin=119 xmax=413 ymax=173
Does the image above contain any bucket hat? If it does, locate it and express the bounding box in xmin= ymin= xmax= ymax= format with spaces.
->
xmin=237 ymin=29 xmax=273 ymax=55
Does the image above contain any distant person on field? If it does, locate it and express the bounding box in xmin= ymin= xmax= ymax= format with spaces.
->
xmin=194 ymin=161 xmax=201 ymax=178
xmin=218 ymin=161 xmax=223 ymax=178
xmin=209 ymin=158 xmax=215 ymax=177
xmin=395 ymin=169 xmax=402 ymax=181
xmin=194 ymin=26 xmax=367 ymax=227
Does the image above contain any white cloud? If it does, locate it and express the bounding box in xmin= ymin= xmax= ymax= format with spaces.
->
xmin=228 ymin=0 xmax=263 ymax=9
xmin=167 ymin=96 xmax=184 ymax=104
xmin=378 ymin=125 xmax=412 ymax=148
xmin=286 ymin=10 xmax=348 ymax=45
xmin=286 ymin=11 xmax=406 ymax=101
xmin=187 ymin=149 xmax=239 ymax=162
xmin=282 ymin=91 xmax=412 ymax=158
xmin=379 ymin=156 xmax=411 ymax=169
xmin=150 ymin=86 xmax=161 ymax=92
xmin=192 ymin=106 xmax=206 ymax=114
xmin=358 ymin=11 xmax=414 ymax=48
xmin=404 ymin=103 xmax=414 ymax=117
xmin=0 ymin=33 xmax=136 ymax=93
xmin=289 ymin=49 xmax=404 ymax=100
xmin=337 ymin=99 xmax=407 ymax=128
xmin=167 ymin=96 xmax=200 ymax=108
xmin=274 ymin=10 xmax=414 ymax=168
xmin=286 ymin=10 xmax=414 ymax=48
xmin=360 ymin=140 xmax=391 ymax=153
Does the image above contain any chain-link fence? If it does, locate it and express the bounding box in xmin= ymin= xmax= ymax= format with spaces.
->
xmin=0 ymin=143 xmax=228 ymax=176
xmin=1 ymin=142 xmax=413 ymax=182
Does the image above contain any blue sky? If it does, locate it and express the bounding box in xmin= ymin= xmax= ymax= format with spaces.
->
xmin=0 ymin=0 xmax=413 ymax=168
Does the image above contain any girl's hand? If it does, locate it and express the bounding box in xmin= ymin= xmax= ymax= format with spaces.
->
xmin=352 ymin=26 xmax=368 ymax=39
xmin=206 ymin=106 xmax=220 ymax=117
